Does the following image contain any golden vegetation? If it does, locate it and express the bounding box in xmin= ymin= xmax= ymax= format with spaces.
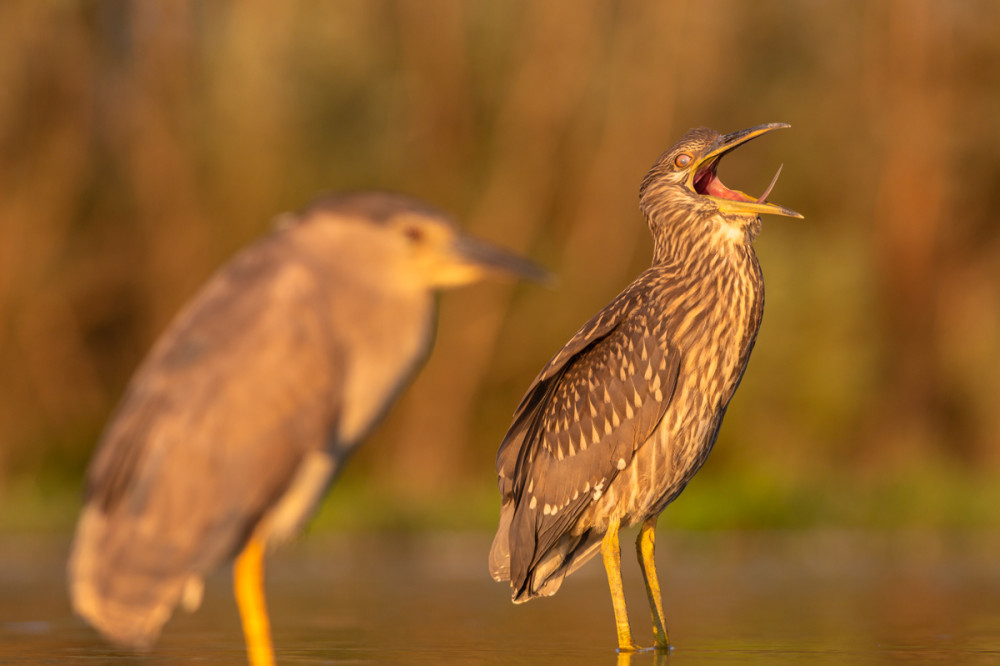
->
xmin=2 ymin=1 xmax=999 ymax=525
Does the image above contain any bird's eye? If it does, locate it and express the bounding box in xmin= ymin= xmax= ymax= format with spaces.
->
xmin=402 ymin=225 xmax=425 ymax=243
xmin=674 ymin=153 xmax=692 ymax=168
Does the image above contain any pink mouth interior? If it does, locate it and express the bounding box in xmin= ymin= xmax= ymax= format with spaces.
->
xmin=693 ymin=159 xmax=783 ymax=205
xmin=693 ymin=159 xmax=754 ymax=203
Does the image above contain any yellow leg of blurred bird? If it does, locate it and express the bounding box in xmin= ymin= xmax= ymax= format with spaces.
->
xmin=234 ymin=538 xmax=275 ymax=666
xmin=602 ymin=515 xmax=638 ymax=652
xmin=636 ymin=517 xmax=669 ymax=649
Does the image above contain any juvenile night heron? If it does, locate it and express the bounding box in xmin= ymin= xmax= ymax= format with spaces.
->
xmin=489 ymin=124 xmax=802 ymax=651
xmin=69 ymin=192 xmax=547 ymax=665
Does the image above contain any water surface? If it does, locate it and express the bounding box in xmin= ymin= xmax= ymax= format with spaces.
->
xmin=3 ymin=531 xmax=1000 ymax=664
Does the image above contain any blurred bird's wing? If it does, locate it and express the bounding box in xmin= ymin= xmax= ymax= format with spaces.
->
xmin=70 ymin=234 xmax=343 ymax=648
xmin=497 ymin=270 xmax=682 ymax=595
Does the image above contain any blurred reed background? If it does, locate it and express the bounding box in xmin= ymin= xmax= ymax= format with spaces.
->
xmin=2 ymin=0 xmax=999 ymax=531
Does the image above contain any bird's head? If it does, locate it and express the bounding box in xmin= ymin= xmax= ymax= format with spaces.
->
xmin=640 ymin=123 xmax=802 ymax=246
xmin=385 ymin=210 xmax=551 ymax=289
xmin=291 ymin=192 xmax=550 ymax=291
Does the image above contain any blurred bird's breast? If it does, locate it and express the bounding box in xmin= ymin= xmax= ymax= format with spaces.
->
xmin=333 ymin=288 xmax=436 ymax=448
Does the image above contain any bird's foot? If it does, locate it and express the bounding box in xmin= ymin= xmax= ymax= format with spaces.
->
xmin=616 ymin=640 xmax=643 ymax=653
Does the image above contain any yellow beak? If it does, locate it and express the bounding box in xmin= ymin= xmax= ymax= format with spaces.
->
xmin=689 ymin=122 xmax=803 ymax=219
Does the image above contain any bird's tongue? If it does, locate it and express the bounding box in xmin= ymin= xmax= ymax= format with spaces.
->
xmin=756 ymin=164 xmax=783 ymax=204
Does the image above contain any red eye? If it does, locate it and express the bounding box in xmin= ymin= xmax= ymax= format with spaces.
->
xmin=674 ymin=153 xmax=692 ymax=168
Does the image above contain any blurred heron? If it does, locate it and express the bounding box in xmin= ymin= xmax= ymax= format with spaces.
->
xmin=69 ymin=192 xmax=548 ymax=665
xmin=490 ymin=124 xmax=801 ymax=650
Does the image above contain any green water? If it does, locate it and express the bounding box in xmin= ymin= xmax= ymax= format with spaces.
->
xmin=2 ymin=531 xmax=1000 ymax=664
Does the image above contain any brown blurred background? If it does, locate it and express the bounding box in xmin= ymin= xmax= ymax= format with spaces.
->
xmin=2 ymin=0 xmax=999 ymax=531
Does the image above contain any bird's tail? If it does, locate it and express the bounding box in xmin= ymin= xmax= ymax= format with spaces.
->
xmin=489 ymin=500 xmax=603 ymax=603
xmin=68 ymin=505 xmax=201 ymax=649
xmin=488 ymin=500 xmax=514 ymax=582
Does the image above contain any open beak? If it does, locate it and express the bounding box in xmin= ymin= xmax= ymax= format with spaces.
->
xmin=688 ymin=122 xmax=803 ymax=219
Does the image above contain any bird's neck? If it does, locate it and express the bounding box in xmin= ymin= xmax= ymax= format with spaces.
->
xmin=649 ymin=211 xmax=760 ymax=268
xmin=645 ymin=207 xmax=764 ymax=342
xmin=643 ymin=214 xmax=765 ymax=394
xmin=282 ymin=230 xmax=437 ymax=447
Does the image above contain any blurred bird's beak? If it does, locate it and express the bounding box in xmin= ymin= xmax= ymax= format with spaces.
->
xmin=433 ymin=235 xmax=553 ymax=288
xmin=689 ymin=122 xmax=803 ymax=219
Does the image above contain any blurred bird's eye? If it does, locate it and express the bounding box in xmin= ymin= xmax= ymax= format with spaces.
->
xmin=402 ymin=225 xmax=425 ymax=243
xmin=674 ymin=153 xmax=692 ymax=168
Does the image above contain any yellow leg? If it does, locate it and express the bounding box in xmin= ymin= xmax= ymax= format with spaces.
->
xmin=234 ymin=538 xmax=275 ymax=666
xmin=601 ymin=516 xmax=638 ymax=652
xmin=636 ymin=517 xmax=669 ymax=649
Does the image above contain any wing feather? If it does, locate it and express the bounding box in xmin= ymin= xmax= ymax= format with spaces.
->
xmin=501 ymin=283 xmax=682 ymax=594
xmin=496 ymin=281 xmax=647 ymax=496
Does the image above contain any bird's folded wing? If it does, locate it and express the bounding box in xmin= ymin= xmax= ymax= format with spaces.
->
xmin=506 ymin=305 xmax=681 ymax=576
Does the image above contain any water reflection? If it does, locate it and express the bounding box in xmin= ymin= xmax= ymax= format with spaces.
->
xmin=2 ymin=531 xmax=1000 ymax=663
xmin=616 ymin=647 xmax=671 ymax=666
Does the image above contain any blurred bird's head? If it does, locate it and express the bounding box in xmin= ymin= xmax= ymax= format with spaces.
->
xmin=285 ymin=192 xmax=550 ymax=292
xmin=640 ymin=123 xmax=802 ymax=248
